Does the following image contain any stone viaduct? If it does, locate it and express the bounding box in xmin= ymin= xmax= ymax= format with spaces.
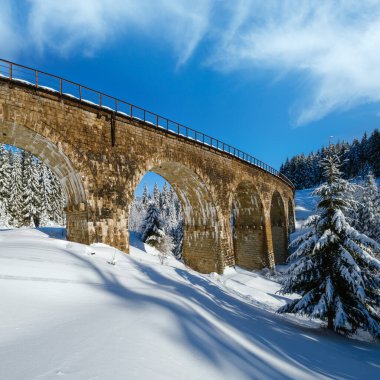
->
xmin=0 ymin=60 xmax=295 ymax=274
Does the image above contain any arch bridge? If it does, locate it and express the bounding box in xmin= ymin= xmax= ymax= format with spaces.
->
xmin=0 ymin=59 xmax=295 ymax=274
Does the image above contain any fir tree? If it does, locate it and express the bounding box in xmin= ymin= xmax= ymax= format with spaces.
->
xmin=153 ymin=183 xmax=160 ymax=208
xmin=0 ymin=144 xmax=11 ymax=225
xmin=141 ymin=184 xmax=150 ymax=208
xmin=49 ymin=169 xmax=65 ymax=225
xmin=8 ymin=150 xmax=24 ymax=227
xmin=355 ymin=172 xmax=380 ymax=244
xmin=278 ymin=153 xmax=380 ymax=339
xmin=141 ymin=201 xmax=166 ymax=248
xmin=20 ymin=151 xmax=36 ymax=226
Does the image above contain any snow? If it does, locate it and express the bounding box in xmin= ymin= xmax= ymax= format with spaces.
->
xmin=1 ymin=228 xmax=379 ymax=379
xmin=294 ymin=188 xmax=319 ymax=229
xmin=63 ymin=93 xmax=79 ymax=100
xmin=38 ymin=85 xmax=58 ymax=93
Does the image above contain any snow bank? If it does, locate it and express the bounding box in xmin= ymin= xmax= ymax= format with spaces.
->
xmin=0 ymin=229 xmax=379 ymax=379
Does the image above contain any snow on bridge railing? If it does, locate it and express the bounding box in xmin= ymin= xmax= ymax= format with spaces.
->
xmin=0 ymin=58 xmax=295 ymax=190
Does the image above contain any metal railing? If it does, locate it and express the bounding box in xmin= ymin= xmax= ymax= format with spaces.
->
xmin=0 ymin=58 xmax=294 ymax=190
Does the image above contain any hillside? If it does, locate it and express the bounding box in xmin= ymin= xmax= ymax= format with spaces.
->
xmin=1 ymin=228 xmax=379 ymax=379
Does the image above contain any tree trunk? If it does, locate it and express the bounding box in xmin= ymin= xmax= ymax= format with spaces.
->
xmin=327 ymin=308 xmax=334 ymax=330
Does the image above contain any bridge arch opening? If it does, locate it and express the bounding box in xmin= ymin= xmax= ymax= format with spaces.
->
xmin=129 ymin=172 xmax=183 ymax=258
xmin=231 ymin=181 xmax=266 ymax=270
xmin=270 ymin=191 xmax=288 ymax=264
xmin=0 ymin=122 xmax=88 ymax=243
xmin=130 ymin=162 xmax=221 ymax=273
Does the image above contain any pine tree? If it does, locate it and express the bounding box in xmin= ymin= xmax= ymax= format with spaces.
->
xmin=159 ymin=183 xmax=171 ymax=227
xmin=49 ymin=169 xmax=65 ymax=225
xmin=355 ymin=173 xmax=380 ymax=243
xmin=20 ymin=151 xmax=35 ymax=226
xmin=278 ymin=153 xmax=380 ymax=339
xmin=0 ymin=144 xmax=12 ymax=226
xmin=36 ymin=161 xmax=51 ymax=226
xmin=153 ymin=183 xmax=160 ymax=208
xmin=141 ymin=184 xmax=150 ymax=210
xmin=30 ymin=158 xmax=42 ymax=226
xmin=169 ymin=186 xmax=183 ymax=257
xmin=141 ymin=201 xmax=165 ymax=248
xmin=9 ymin=150 xmax=24 ymax=227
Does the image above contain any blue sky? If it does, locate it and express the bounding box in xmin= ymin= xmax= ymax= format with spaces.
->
xmin=1 ymin=0 xmax=380 ymax=195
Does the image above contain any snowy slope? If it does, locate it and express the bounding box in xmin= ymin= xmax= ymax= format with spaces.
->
xmin=294 ymin=178 xmax=380 ymax=229
xmin=1 ymin=229 xmax=379 ymax=379
xmin=294 ymin=188 xmax=318 ymax=229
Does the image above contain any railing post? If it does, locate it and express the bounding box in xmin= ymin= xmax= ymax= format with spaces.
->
xmin=115 ymin=100 xmax=118 ymax=113
xmin=59 ymin=78 xmax=62 ymax=95
xmin=156 ymin=114 xmax=158 ymax=127
xmin=79 ymin=86 xmax=82 ymax=101
xmin=144 ymin=110 xmax=146 ymax=122
xmin=35 ymin=71 xmax=38 ymax=88
xmin=9 ymin=63 xmax=12 ymax=80
xmin=99 ymin=94 xmax=102 ymax=107
xmin=130 ymin=104 xmax=133 ymax=117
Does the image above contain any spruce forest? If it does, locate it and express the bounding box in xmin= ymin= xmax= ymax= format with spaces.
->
xmin=280 ymin=129 xmax=380 ymax=189
xmin=0 ymin=144 xmax=65 ymax=227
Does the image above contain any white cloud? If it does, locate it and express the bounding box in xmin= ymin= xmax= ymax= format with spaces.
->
xmin=2 ymin=0 xmax=380 ymax=125
xmin=0 ymin=0 xmax=23 ymax=59
xmin=26 ymin=0 xmax=212 ymax=64
xmin=207 ymin=0 xmax=380 ymax=125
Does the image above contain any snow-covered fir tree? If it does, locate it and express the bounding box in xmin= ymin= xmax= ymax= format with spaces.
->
xmin=141 ymin=201 xmax=174 ymax=254
xmin=152 ymin=183 xmax=160 ymax=208
xmin=37 ymin=161 xmax=52 ymax=226
xmin=49 ymin=170 xmax=65 ymax=225
xmin=0 ymin=145 xmax=66 ymax=227
xmin=20 ymin=151 xmax=39 ymax=226
xmin=353 ymin=172 xmax=380 ymax=244
xmin=129 ymin=182 xmax=183 ymax=256
xmin=8 ymin=150 xmax=24 ymax=227
xmin=141 ymin=201 xmax=165 ymax=247
xmin=279 ymin=152 xmax=380 ymax=339
xmin=169 ymin=187 xmax=183 ymax=258
xmin=0 ymin=145 xmax=11 ymax=226
xmin=141 ymin=184 xmax=150 ymax=208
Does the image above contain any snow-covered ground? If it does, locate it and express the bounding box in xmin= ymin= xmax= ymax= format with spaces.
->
xmin=1 ymin=228 xmax=379 ymax=379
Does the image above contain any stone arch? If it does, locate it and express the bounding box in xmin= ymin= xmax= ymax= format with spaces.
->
xmin=270 ymin=191 xmax=288 ymax=264
xmin=0 ymin=121 xmax=89 ymax=244
xmin=132 ymin=161 xmax=223 ymax=274
xmin=231 ymin=181 xmax=266 ymax=270
xmin=288 ymin=198 xmax=295 ymax=234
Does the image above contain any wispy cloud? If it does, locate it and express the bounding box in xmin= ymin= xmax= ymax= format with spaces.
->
xmin=208 ymin=1 xmax=380 ymax=126
xmin=26 ymin=0 xmax=212 ymax=64
xmin=0 ymin=0 xmax=23 ymax=59
xmin=1 ymin=0 xmax=380 ymax=125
